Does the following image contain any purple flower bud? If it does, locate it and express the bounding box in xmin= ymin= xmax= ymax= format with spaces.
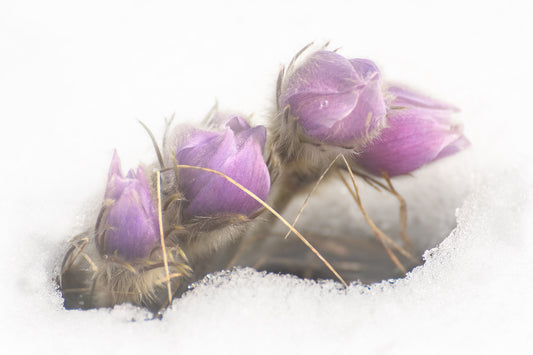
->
xmin=174 ymin=115 xmax=270 ymax=217
xmin=280 ymin=50 xmax=387 ymax=148
xmin=355 ymin=86 xmax=470 ymax=176
xmin=101 ymin=151 xmax=159 ymax=259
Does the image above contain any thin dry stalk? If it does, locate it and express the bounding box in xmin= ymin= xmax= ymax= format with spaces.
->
xmin=61 ymin=237 xmax=89 ymax=275
xmin=139 ymin=120 xmax=165 ymax=169
xmin=337 ymin=156 xmax=415 ymax=272
xmin=156 ymin=170 xmax=173 ymax=306
xmin=336 ymin=169 xmax=405 ymax=273
xmin=347 ymin=169 xmax=416 ymax=260
xmin=349 ymin=169 xmax=413 ymax=252
xmin=381 ymin=172 xmax=412 ymax=251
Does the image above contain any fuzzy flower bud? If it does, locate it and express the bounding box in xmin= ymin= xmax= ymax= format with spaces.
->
xmin=355 ymin=86 xmax=470 ymax=176
xmin=279 ymin=50 xmax=387 ymax=148
xmin=101 ymin=151 xmax=159 ymax=259
xmin=173 ymin=115 xmax=270 ymax=218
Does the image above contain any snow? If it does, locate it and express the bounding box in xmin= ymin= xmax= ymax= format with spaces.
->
xmin=1 ymin=1 xmax=532 ymax=354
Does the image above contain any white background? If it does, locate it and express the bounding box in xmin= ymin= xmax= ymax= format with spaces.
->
xmin=1 ymin=1 xmax=532 ymax=354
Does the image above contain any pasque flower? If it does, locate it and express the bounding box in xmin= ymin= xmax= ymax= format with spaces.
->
xmin=101 ymin=151 xmax=160 ymax=259
xmin=355 ymin=86 xmax=470 ymax=176
xmin=173 ymin=115 xmax=270 ymax=217
xmin=279 ymin=50 xmax=387 ymax=148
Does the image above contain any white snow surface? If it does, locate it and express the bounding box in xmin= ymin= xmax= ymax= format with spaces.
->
xmin=1 ymin=1 xmax=532 ymax=354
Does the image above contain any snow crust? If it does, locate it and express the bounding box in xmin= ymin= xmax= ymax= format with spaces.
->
xmin=1 ymin=1 xmax=532 ymax=354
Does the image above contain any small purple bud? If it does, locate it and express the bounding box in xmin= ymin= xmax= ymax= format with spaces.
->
xmin=174 ymin=115 xmax=270 ymax=217
xmin=355 ymin=86 xmax=470 ymax=176
xmin=280 ymin=50 xmax=387 ymax=147
xmin=102 ymin=151 xmax=159 ymax=259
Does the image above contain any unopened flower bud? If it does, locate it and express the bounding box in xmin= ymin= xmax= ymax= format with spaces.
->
xmin=101 ymin=151 xmax=159 ymax=259
xmin=355 ymin=86 xmax=470 ymax=176
xmin=279 ymin=50 xmax=387 ymax=149
xmin=173 ymin=115 xmax=270 ymax=218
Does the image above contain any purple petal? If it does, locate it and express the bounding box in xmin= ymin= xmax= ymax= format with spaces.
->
xmin=356 ymin=108 xmax=465 ymax=176
xmin=104 ymin=182 xmax=159 ymax=259
xmin=287 ymin=91 xmax=360 ymax=131
xmin=107 ymin=150 xmax=123 ymax=180
xmin=435 ymin=133 xmax=471 ymax=160
xmin=126 ymin=166 xmax=156 ymax=219
xmin=388 ymin=86 xmax=459 ymax=113
xmin=102 ymin=156 xmax=159 ymax=260
xmin=281 ymin=51 xmax=387 ymax=147
xmin=227 ymin=117 xmax=266 ymax=149
xmin=281 ymin=51 xmax=361 ymax=105
xmin=185 ymin=137 xmax=270 ymax=216
xmin=176 ymin=129 xmax=236 ymax=202
xmin=290 ymin=60 xmax=387 ymax=146
xmin=174 ymin=119 xmax=270 ymax=217
xmin=105 ymin=151 xmax=130 ymax=200
xmin=173 ymin=125 xmax=219 ymax=154
xmin=326 ymin=74 xmax=387 ymax=146
xmin=349 ymin=58 xmax=382 ymax=81
xmin=225 ymin=115 xmax=251 ymax=133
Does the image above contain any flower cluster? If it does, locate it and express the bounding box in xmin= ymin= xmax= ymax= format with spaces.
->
xmin=60 ymin=112 xmax=270 ymax=311
xmin=275 ymin=49 xmax=469 ymax=177
xmin=100 ymin=114 xmax=270 ymax=262
xmin=59 ymin=44 xmax=470 ymax=312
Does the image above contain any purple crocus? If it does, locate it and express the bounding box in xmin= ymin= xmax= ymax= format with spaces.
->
xmin=279 ymin=50 xmax=387 ymax=148
xmin=355 ymin=86 xmax=470 ymax=176
xmin=173 ymin=115 xmax=270 ymax=218
xmin=101 ymin=151 xmax=159 ymax=259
